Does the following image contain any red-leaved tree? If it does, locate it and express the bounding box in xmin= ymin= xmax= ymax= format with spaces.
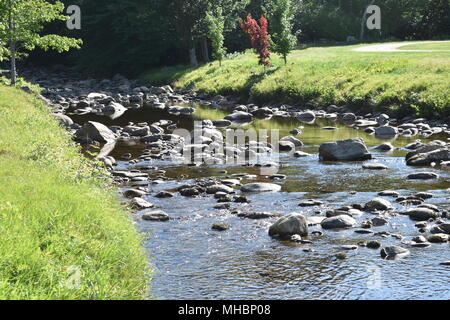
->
xmin=240 ymin=14 xmax=270 ymax=70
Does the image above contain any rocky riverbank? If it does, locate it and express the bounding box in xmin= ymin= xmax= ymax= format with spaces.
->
xmin=24 ymin=68 xmax=450 ymax=273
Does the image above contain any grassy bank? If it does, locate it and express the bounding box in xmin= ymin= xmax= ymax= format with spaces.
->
xmin=141 ymin=42 xmax=450 ymax=119
xmin=0 ymin=85 xmax=149 ymax=299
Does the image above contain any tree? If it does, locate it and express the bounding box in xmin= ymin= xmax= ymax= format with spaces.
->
xmin=0 ymin=0 xmax=82 ymax=85
xmin=240 ymin=14 xmax=270 ymax=70
xmin=205 ymin=8 xmax=226 ymax=66
xmin=265 ymin=0 xmax=297 ymax=64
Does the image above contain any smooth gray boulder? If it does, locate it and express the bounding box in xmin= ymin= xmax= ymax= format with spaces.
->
xmin=321 ymin=215 xmax=356 ymax=229
xmin=297 ymin=111 xmax=316 ymax=122
xmin=102 ymin=102 xmax=127 ymax=119
xmin=374 ymin=143 xmax=394 ymax=152
xmin=364 ymin=198 xmax=393 ymax=211
xmin=375 ymin=126 xmax=398 ymax=136
xmin=280 ymin=136 xmax=304 ymax=149
xmin=407 ymin=147 xmax=450 ymax=166
xmin=407 ymin=172 xmax=439 ymax=180
xmin=130 ymin=197 xmax=154 ymax=209
xmin=76 ymin=121 xmax=116 ymax=143
xmin=268 ymin=213 xmax=309 ymax=238
xmin=405 ymin=208 xmax=439 ymax=221
xmin=224 ymin=111 xmax=253 ymax=122
xmin=241 ymin=183 xmax=281 ymax=193
xmin=319 ymin=138 xmax=372 ymax=161
xmin=142 ymin=210 xmax=170 ymax=222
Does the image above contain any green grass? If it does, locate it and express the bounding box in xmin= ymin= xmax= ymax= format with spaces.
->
xmin=0 ymin=85 xmax=149 ymax=299
xmin=401 ymin=41 xmax=450 ymax=51
xmin=141 ymin=42 xmax=450 ymax=118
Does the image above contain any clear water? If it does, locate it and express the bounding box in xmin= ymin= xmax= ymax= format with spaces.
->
xmin=71 ymin=105 xmax=450 ymax=300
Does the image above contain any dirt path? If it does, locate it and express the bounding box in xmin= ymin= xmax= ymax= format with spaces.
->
xmin=352 ymin=41 xmax=450 ymax=52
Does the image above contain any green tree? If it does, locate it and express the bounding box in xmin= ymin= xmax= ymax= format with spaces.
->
xmin=0 ymin=0 xmax=82 ymax=85
xmin=265 ymin=0 xmax=297 ymax=64
xmin=205 ymin=8 xmax=226 ymax=66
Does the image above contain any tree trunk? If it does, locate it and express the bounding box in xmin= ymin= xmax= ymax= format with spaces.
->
xmin=201 ymin=37 xmax=210 ymax=63
xmin=10 ymin=42 xmax=16 ymax=85
xmin=189 ymin=42 xmax=198 ymax=67
xmin=8 ymin=0 xmax=16 ymax=85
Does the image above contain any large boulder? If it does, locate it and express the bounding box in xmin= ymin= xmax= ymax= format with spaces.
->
xmin=297 ymin=111 xmax=316 ymax=122
xmin=321 ymin=215 xmax=356 ymax=229
xmin=364 ymin=198 xmax=393 ymax=211
xmin=76 ymin=121 xmax=116 ymax=143
xmin=280 ymin=136 xmax=304 ymax=149
xmin=268 ymin=213 xmax=308 ymax=238
xmin=405 ymin=208 xmax=439 ymax=221
xmin=224 ymin=111 xmax=253 ymax=122
xmin=375 ymin=126 xmax=398 ymax=137
xmin=407 ymin=147 xmax=450 ymax=166
xmin=319 ymin=138 xmax=372 ymax=161
xmin=102 ymin=102 xmax=127 ymax=119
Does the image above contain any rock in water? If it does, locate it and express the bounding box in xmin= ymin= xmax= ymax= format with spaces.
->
xmin=268 ymin=213 xmax=309 ymax=238
xmin=130 ymin=197 xmax=154 ymax=209
xmin=76 ymin=121 xmax=116 ymax=143
xmin=319 ymin=138 xmax=372 ymax=161
xmin=142 ymin=210 xmax=170 ymax=222
xmin=374 ymin=143 xmax=394 ymax=152
xmin=407 ymin=172 xmax=439 ymax=180
xmin=380 ymin=246 xmax=410 ymax=260
xmin=241 ymin=183 xmax=281 ymax=193
xmin=375 ymin=126 xmax=398 ymax=137
xmin=362 ymin=163 xmax=389 ymax=170
xmin=364 ymin=198 xmax=393 ymax=211
xmin=406 ymin=142 xmax=450 ymax=166
xmin=321 ymin=215 xmax=357 ymax=229
xmin=405 ymin=208 xmax=439 ymax=221
xmin=224 ymin=111 xmax=253 ymax=122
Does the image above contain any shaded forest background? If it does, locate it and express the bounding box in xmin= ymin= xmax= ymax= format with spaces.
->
xmin=29 ymin=0 xmax=450 ymax=76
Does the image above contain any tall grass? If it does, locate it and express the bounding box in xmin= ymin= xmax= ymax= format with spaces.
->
xmin=0 ymin=85 xmax=149 ymax=299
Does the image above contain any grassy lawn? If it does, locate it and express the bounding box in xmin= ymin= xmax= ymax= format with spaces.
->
xmin=141 ymin=42 xmax=450 ymax=118
xmin=0 ymin=85 xmax=149 ymax=299
xmin=401 ymin=41 xmax=450 ymax=51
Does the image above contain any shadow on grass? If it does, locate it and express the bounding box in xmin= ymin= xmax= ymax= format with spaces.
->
xmin=241 ymin=66 xmax=280 ymax=97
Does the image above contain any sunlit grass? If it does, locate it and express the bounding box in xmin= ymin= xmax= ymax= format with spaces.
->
xmin=0 ymin=85 xmax=149 ymax=299
xmin=142 ymin=42 xmax=450 ymax=118
xmin=401 ymin=41 xmax=450 ymax=51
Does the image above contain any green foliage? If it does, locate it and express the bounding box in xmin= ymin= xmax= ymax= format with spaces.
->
xmin=0 ymin=0 xmax=82 ymax=56
xmin=264 ymin=0 xmax=297 ymax=64
xmin=205 ymin=8 xmax=226 ymax=65
xmin=0 ymin=84 xmax=149 ymax=299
